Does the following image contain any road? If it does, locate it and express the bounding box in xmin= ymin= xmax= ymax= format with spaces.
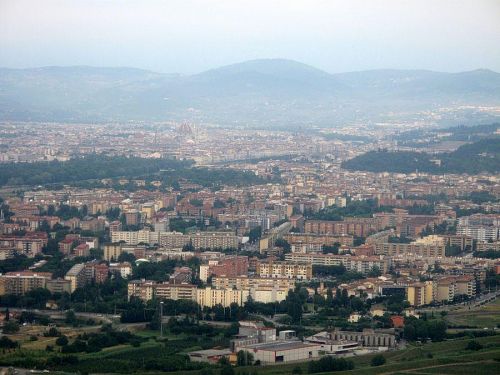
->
xmin=416 ymin=290 xmax=499 ymax=314
xmin=5 ymin=307 xmax=120 ymax=325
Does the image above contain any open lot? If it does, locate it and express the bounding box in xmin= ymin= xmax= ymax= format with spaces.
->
xmin=445 ymin=298 xmax=500 ymax=329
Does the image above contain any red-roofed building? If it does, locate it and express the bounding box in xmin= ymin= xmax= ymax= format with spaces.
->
xmin=390 ymin=315 xmax=404 ymax=328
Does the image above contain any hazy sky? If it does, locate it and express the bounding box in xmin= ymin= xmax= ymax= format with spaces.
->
xmin=1 ymin=0 xmax=500 ymax=74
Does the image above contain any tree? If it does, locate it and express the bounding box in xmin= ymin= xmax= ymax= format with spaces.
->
xmin=285 ymin=291 xmax=303 ymax=324
xmin=248 ymin=226 xmax=262 ymax=243
xmin=2 ymin=321 xmax=19 ymax=334
xmin=44 ymin=327 xmax=60 ymax=337
xmin=65 ymin=310 xmax=77 ymax=325
xmin=56 ymin=335 xmax=69 ymax=346
xmin=237 ymin=350 xmax=254 ymax=366
xmin=0 ymin=336 xmax=18 ymax=349
xmin=220 ymin=366 xmax=234 ymax=375
xmin=368 ymin=266 xmax=382 ymax=277
xmin=371 ymin=354 xmax=386 ymax=367
xmin=465 ymin=340 xmax=483 ymax=351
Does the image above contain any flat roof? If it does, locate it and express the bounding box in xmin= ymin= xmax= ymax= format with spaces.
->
xmin=239 ymin=340 xmax=319 ymax=352
xmin=188 ymin=348 xmax=232 ymax=356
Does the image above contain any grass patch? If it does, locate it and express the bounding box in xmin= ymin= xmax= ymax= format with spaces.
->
xmin=446 ymin=298 xmax=500 ymax=329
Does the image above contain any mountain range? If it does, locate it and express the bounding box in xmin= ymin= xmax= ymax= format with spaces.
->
xmin=1 ymin=59 xmax=499 ymax=127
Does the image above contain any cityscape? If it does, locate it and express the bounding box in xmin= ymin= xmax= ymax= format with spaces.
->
xmin=0 ymin=1 xmax=499 ymax=375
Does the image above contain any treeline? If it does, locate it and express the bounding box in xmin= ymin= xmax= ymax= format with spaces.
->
xmin=308 ymin=199 xmax=390 ymax=220
xmin=403 ymin=317 xmax=447 ymax=342
xmin=308 ymin=356 xmax=354 ymax=373
xmin=0 ymin=154 xmax=271 ymax=188
xmin=441 ymin=123 xmax=499 ymax=141
xmin=0 ymin=155 xmax=190 ymax=187
xmin=342 ymin=138 xmax=500 ymax=174
xmin=159 ymin=166 xmax=274 ymax=188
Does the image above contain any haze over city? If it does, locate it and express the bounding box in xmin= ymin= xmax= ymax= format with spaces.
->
xmin=1 ymin=0 xmax=500 ymax=74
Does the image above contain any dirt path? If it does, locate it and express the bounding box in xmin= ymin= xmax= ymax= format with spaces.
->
xmin=382 ymin=359 xmax=493 ymax=375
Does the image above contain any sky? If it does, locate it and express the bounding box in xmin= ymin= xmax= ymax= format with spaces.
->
xmin=1 ymin=0 xmax=500 ymax=74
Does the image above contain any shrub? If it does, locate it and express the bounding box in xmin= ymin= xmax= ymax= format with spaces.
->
xmin=2 ymin=321 xmax=19 ymax=334
xmin=0 ymin=336 xmax=19 ymax=349
xmin=465 ymin=340 xmax=483 ymax=351
xmin=292 ymin=365 xmax=303 ymax=374
xmin=371 ymin=354 xmax=386 ymax=367
xmin=56 ymin=335 xmax=69 ymax=346
xmin=44 ymin=327 xmax=60 ymax=337
xmin=308 ymin=356 xmax=354 ymax=373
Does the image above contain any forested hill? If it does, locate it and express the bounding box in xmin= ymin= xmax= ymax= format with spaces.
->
xmin=341 ymin=138 xmax=500 ymax=174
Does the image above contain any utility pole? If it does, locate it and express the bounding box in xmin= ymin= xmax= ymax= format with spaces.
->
xmin=160 ymin=301 xmax=164 ymax=338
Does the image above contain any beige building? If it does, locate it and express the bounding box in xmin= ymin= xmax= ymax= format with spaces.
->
xmin=285 ymin=253 xmax=389 ymax=275
xmin=103 ymin=243 xmax=123 ymax=261
xmin=196 ymin=287 xmax=249 ymax=308
xmin=256 ymin=261 xmax=312 ymax=280
xmin=156 ymin=283 xmax=197 ymax=301
xmin=434 ymin=275 xmax=476 ymax=303
xmin=159 ymin=232 xmax=190 ymax=248
xmin=190 ymin=232 xmax=239 ymax=250
xmin=127 ymin=280 xmax=287 ymax=306
xmin=46 ymin=278 xmax=72 ymax=294
xmin=375 ymin=242 xmax=445 ymax=258
xmin=0 ymin=271 xmax=52 ymax=295
xmin=111 ymin=230 xmax=159 ymax=245
xmin=212 ymin=276 xmax=295 ymax=291
xmin=64 ymin=263 xmax=87 ymax=292
xmin=406 ymin=281 xmax=434 ymax=306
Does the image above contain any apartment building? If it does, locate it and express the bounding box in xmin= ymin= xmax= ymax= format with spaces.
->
xmin=284 ymin=253 xmax=389 ymax=275
xmin=304 ymin=218 xmax=381 ymax=237
xmin=64 ymin=264 xmax=87 ymax=292
xmin=0 ymin=232 xmax=48 ymax=257
xmin=196 ymin=287 xmax=249 ymax=308
xmin=112 ymin=230 xmax=238 ymax=250
xmin=284 ymin=233 xmax=354 ymax=247
xmin=406 ymin=281 xmax=434 ymax=306
xmin=434 ymin=275 xmax=476 ymax=303
xmin=46 ymin=278 xmax=72 ymax=294
xmin=406 ymin=275 xmax=476 ymax=306
xmin=128 ymin=279 xmax=155 ymax=301
xmin=375 ymin=242 xmax=445 ymax=258
xmin=111 ymin=230 xmax=159 ymax=245
xmin=190 ymin=231 xmax=239 ymax=250
xmin=212 ymin=276 xmax=295 ymax=291
xmin=103 ymin=243 xmax=123 ymax=261
xmin=443 ymin=235 xmax=474 ymax=251
xmin=457 ymin=215 xmax=500 ymax=242
xmin=457 ymin=225 xmax=499 ymax=242
xmin=159 ymin=231 xmax=190 ymax=248
xmin=155 ymin=283 xmax=197 ymax=301
xmin=256 ymin=261 xmax=312 ymax=280
xmin=199 ymin=256 xmax=249 ymax=282
xmin=0 ymin=271 xmax=52 ymax=295
xmin=109 ymin=262 xmax=133 ymax=278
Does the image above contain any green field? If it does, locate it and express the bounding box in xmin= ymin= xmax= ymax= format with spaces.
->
xmin=445 ymin=298 xmax=500 ymax=329
xmin=1 ymin=326 xmax=499 ymax=374
xmin=228 ymin=334 xmax=500 ymax=375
